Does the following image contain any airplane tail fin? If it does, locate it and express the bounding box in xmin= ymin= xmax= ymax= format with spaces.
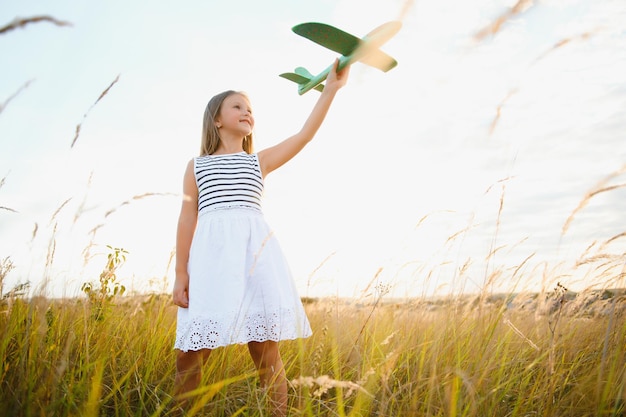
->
xmin=279 ymin=67 xmax=324 ymax=93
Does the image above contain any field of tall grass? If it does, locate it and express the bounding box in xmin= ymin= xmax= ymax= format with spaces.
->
xmin=1 ymin=255 xmax=625 ymax=416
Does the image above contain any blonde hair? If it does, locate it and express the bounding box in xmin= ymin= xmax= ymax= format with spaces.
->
xmin=200 ymin=90 xmax=254 ymax=155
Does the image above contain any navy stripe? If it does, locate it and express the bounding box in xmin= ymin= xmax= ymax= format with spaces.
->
xmin=195 ymin=153 xmax=263 ymax=213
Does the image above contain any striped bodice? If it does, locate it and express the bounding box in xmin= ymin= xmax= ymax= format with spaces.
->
xmin=194 ymin=152 xmax=264 ymax=214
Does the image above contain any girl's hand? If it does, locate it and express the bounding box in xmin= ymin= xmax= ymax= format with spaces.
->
xmin=172 ymin=272 xmax=190 ymax=308
xmin=325 ymin=58 xmax=350 ymax=92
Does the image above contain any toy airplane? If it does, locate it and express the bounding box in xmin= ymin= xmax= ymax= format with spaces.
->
xmin=280 ymin=21 xmax=402 ymax=95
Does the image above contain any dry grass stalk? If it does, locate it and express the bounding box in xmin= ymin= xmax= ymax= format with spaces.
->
xmin=0 ymin=256 xmax=16 ymax=297
xmin=0 ymin=79 xmax=34 ymax=115
xmin=82 ymin=224 xmax=105 ymax=266
xmin=533 ymin=31 xmax=596 ymax=64
xmin=73 ymin=172 xmax=94 ymax=225
xmin=482 ymin=179 xmax=511 ymax=294
xmin=414 ymin=210 xmax=455 ymax=230
xmin=488 ymin=27 xmax=598 ymax=137
xmin=511 ymin=253 xmax=534 ymax=280
xmin=446 ymin=224 xmax=475 ymax=245
xmin=352 ymin=269 xmax=386 ymax=351
xmin=103 ymin=192 xmax=177 ymax=218
xmin=358 ymin=267 xmax=384 ymax=299
xmin=602 ymin=231 xmax=626 ymax=249
xmin=78 ymin=192 xmax=175 ymax=266
xmin=306 ymin=251 xmax=335 ymax=297
xmin=291 ymin=375 xmax=372 ymax=398
xmin=31 ymin=222 xmax=39 ymax=241
xmin=48 ymin=197 xmax=72 ymax=227
xmin=503 ymin=317 xmax=540 ymax=351
xmin=474 ymin=0 xmax=534 ymax=41
xmin=576 ymin=253 xmax=620 ymax=268
xmin=547 ymin=282 xmax=568 ymax=375
xmin=489 ymin=88 xmax=518 ymax=136
xmin=598 ymin=265 xmax=625 ymax=401
xmin=563 ymin=164 xmax=626 ymax=235
xmin=0 ymin=174 xmax=18 ymax=213
xmin=0 ymin=15 xmax=72 ymax=35
xmin=71 ymin=74 xmax=121 ymax=148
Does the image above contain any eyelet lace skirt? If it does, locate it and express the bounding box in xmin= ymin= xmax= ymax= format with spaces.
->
xmin=175 ymin=208 xmax=312 ymax=351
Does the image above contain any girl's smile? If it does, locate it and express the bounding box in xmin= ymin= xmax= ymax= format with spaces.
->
xmin=217 ymin=94 xmax=255 ymax=135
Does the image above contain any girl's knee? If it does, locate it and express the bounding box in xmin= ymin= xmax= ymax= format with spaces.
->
xmin=248 ymin=341 xmax=281 ymax=365
xmin=248 ymin=340 xmax=277 ymax=354
xmin=176 ymin=349 xmax=210 ymax=371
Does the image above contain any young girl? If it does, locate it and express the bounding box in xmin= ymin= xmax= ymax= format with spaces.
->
xmin=172 ymin=59 xmax=350 ymax=415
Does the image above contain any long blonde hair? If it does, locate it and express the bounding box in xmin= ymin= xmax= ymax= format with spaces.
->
xmin=200 ymin=90 xmax=254 ymax=155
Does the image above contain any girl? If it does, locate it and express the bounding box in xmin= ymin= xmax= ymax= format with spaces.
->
xmin=172 ymin=59 xmax=350 ymax=415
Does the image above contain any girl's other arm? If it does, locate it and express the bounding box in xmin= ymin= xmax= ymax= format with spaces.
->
xmin=258 ymin=59 xmax=350 ymax=176
xmin=172 ymin=159 xmax=198 ymax=308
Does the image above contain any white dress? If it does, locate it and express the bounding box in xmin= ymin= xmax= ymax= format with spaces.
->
xmin=174 ymin=152 xmax=312 ymax=351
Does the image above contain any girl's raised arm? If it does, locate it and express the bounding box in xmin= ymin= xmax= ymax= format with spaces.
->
xmin=258 ymin=59 xmax=350 ymax=176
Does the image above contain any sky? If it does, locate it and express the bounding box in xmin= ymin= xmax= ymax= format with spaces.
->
xmin=1 ymin=0 xmax=625 ymax=299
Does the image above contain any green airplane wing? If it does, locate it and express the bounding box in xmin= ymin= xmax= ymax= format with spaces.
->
xmin=293 ymin=22 xmax=361 ymax=55
xmin=293 ymin=22 xmax=397 ymax=72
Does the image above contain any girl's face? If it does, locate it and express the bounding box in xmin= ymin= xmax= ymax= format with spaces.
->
xmin=216 ymin=93 xmax=254 ymax=137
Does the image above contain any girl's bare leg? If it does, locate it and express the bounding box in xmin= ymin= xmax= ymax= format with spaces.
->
xmin=174 ymin=349 xmax=211 ymax=405
xmin=247 ymin=341 xmax=287 ymax=417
